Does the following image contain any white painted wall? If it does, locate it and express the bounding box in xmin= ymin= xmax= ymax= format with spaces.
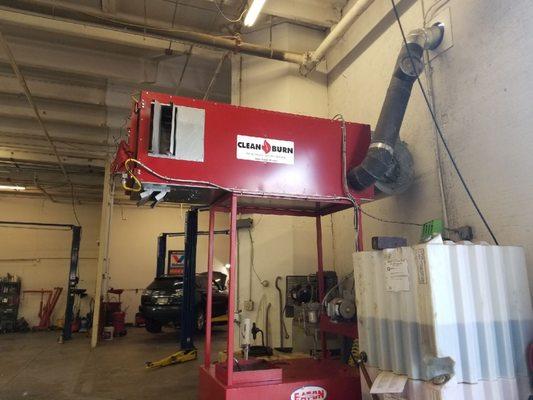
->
xmin=0 ymin=197 xmax=99 ymax=327
xmin=106 ymin=205 xmax=229 ymax=322
xmin=326 ymin=0 xmax=442 ymax=276
xmin=233 ymin=23 xmax=331 ymax=348
xmin=327 ymin=0 xmax=533 ymax=291
xmin=0 ymin=196 xmax=230 ymax=327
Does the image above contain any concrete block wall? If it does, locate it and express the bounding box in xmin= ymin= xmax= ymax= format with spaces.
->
xmin=327 ymin=0 xmax=533 ymax=290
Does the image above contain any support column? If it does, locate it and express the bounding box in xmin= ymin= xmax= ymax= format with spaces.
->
xmin=226 ymin=194 xmax=238 ymax=385
xmin=204 ymin=208 xmax=216 ymax=368
xmin=91 ymin=161 xmax=113 ymax=348
xmin=62 ymin=225 xmax=81 ymax=341
xmin=181 ymin=209 xmax=198 ymax=350
xmin=156 ymin=234 xmax=167 ymax=277
xmin=316 ymin=215 xmax=327 ymax=357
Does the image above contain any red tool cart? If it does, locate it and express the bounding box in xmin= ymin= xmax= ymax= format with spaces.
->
xmin=113 ymin=91 xmax=374 ymax=400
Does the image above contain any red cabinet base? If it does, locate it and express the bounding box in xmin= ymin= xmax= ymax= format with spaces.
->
xmin=199 ymin=358 xmax=361 ymax=400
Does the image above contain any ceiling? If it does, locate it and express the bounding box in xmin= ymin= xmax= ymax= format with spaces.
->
xmin=0 ymin=0 xmax=347 ymax=204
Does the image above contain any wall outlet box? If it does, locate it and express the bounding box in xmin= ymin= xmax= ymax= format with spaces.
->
xmin=237 ymin=218 xmax=254 ymax=230
xmin=244 ymin=300 xmax=254 ymax=311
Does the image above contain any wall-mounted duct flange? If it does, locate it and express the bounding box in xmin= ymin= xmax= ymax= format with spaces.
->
xmin=428 ymin=8 xmax=453 ymax=60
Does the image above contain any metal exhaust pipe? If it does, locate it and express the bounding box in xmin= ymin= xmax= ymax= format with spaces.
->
xmin=348 ymin=24 xmax=444 ymax=192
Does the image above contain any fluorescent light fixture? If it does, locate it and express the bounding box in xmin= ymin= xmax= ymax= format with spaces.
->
xmin=244 ymin=0 xmax=266 ymax=27
xmin=0 ymin=184 xmax=25 ymax=191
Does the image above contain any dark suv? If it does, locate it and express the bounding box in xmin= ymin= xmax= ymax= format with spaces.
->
xmin=140 ymin=271 xmax=228 ymax=333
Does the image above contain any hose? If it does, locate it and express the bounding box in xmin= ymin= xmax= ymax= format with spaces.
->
xmin=275 ymin=276 xmax=289 ymax=348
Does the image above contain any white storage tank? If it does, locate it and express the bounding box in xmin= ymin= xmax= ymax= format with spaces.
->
xmin=353 ymin=237 xmax=533 ymax=399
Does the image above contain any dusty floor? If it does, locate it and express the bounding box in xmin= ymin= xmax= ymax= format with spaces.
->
xmin=0 ymin=327 xmax=227 ymax=400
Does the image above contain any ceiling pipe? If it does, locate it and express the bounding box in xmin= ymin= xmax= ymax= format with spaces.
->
xmin=301 ymin=0 xmax=375 ymax=74
xmin=123 ymin=26 xmax=304 ymax=64
xmin=1 ymin=2 xmax=305 ymax=64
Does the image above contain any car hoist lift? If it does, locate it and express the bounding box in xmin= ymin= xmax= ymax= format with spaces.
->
xmin=146 ymin=212 xmax=230 ymax=369
xmin=146 ymin=210 xmax=199 ymax=369
xmin=145 ymin=220 xmax=254 ymax=369
xmin=0 ymin=221 xmax=81 ymax=342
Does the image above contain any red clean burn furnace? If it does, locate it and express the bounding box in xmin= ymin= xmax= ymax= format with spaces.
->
xmin=113 ymin=91 xmax=374 ymax=400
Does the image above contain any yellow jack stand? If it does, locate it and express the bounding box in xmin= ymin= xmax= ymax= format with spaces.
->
xmin=211 ymin=314 xmax=228 ymax=323
xmin=145 ymin=348 xmax=198 ymax=369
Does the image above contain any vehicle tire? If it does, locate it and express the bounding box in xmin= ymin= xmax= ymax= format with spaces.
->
xmin=196 ymin=309 xmax=206 ymax=332
xmin=145 ymin=318 xmax=162 ymax=333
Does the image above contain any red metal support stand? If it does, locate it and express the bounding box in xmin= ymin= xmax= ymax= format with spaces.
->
xmin=226 ymin=194 xmax=238 ymax=386
xmin=315 ymin=216 xmax=328 ymax=358
xmin=204 ymin=208 xmax=216 ymax=368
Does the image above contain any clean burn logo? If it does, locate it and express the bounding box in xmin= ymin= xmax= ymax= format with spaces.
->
xmin=290 ymin=386 xmax=327 ymax=400
xmin=236 ymin=135 xmax=294 ymax=165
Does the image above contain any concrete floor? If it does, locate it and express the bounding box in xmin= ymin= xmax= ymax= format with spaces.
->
xmin=0 ymin=327 xmax=227 ymax=400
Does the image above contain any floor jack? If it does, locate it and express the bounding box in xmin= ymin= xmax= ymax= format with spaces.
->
xmin=145 ymin=210 xmax=199 ymax=370
xmin=145 ymin=314 xmax=229 ymax=369
xmin=145 ymin=348 xmax=198 ymax=369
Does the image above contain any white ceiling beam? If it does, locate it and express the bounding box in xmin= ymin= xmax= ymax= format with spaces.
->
xmin=0 ymin=36 xmax=229 ymax=101
xmin=0 ymin=96 xmax=109 ymax=129
xmin=0 ymin=191 xmax=104 ymax=202
xmin=0 ymin=171 xmax=103 ymax=186
xmin=0 ymin=148 xmax=106 ymax=167
xmin=0 ymin=74 xmax=108 ymax=108
xmin=0 ymin=115 xmax=117 ymax=143
xmin=14 ymin=0 xmax=216 ymax=35
xmin=262 ymin=0 xmax=341 ymax=28
xmin=0 ymin=80 xmax=130 ymax=116
xmin=0 ymin=142 xmax=107 ymax=161
xmin=0 ymin=130 xmax=111 ymax=150
xmin=0 ymin=7 xmax=221 ymax=59
xmin=101 ymin=0 xmax=117 ymax=14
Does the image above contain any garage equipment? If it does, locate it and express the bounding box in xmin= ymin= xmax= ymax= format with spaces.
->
xmin=0 ymin=274 xmax=21 ymax=333
xmin=145 ymin=349 xmax=198 ymax=369
xmin=113 ymin=90 xmax=375 ymax=399
xmin=23 ymin=287 xmax=62 ymax=330
xmin=100 ymin=288 xmax=127 ymax=337
xmin=70 ymin=288 xmax=89 ymax=333
xmin=110 ymin=19 xmax=450 ymax=398
xmin=274 ymin=276 xmax=290 ymax=352
xmin=0 ymin=221 xmax=81 ymax=341
xmin=145 ymin=216 xmax=230 ymax=368
xmin=145 ymin=209 xmax=201 ymax=367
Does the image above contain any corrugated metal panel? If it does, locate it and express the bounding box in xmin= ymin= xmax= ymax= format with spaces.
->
xmin=361 ymin=366 xmax=524 ymax=400
xmin=353 ymin=238 xmax=533 ymax=398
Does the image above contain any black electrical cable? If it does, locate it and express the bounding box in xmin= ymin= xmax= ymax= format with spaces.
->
xmin=359 ymin=208 xmax=423 ymax=228
xmin=390 ymin=0 xmax=499 ymax=245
